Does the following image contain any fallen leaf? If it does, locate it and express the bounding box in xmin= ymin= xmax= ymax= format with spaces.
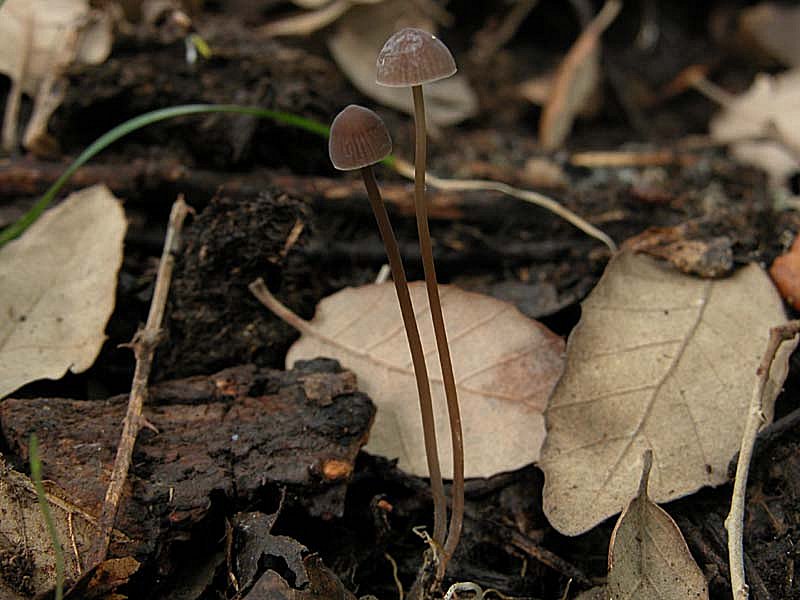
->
xmin=770 ymin=234 xmax=800 ymax=309
xmin=710 ymin=69 xmax=800 ymax=186
xmin=64 ymin=557 xmax=140 ymax=599
xmin=739 ymin=2 xmax=800 ymax=67
xmin=327 ymin=2 xmax=478 ymax=128
xmin=261 ymin=282 xmax=564 ymax=478
xmin=539 ymin=0 xmax=621 ymax=151
xmin=607 ymin=451 xmax=709 ymax=600
xmin=541 ymin=251 xmax=794 ymax=535
xmin=0 ymin=454 xmax=131 ymax=599
xmin=0 ymin=0 xmax=111 ymax=95
xmin=234 ymin=510 xmax=308 ymax=592
xmin=244 ymin=555 xmax=357 ymax=600
xmin=0 ymin=0 xmax=112 ymax=152
xmin=0 ymin=184 xmax=126 ymax=399
xmin=573 ymin=588 xmax=606 ymax=600
xmin=625 ymin=226 xmax=734 ymax=278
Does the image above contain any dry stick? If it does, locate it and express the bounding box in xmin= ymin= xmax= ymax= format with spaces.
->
xmin=362 ymin=164 xmax=448 ymax=548
xmin=412 ymin=85 xmax=465 ymax=573
xmin=89 ymin=196 xmax=190 ymax=565
xmin=725 ymin=320 xmax=800 ymax=600
xmin=391 ymin=157 xmax=617 ymax=253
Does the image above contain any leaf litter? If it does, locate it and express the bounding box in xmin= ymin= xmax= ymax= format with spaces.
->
xmin=252 ymin=281 xmax=565 ymax=479
xmin=606 ymin=451 xmax=709 ymax=600
xmin=541 ymin=250 xmax=794 ymax=536
xmin=0 ymin=184 xmax=126 ymax=399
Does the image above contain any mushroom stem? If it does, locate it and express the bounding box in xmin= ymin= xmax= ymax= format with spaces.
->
xmin=411 ymin=84 xmax=465 ymax=568
xmin=360 ymin=164 xmax=448 ymax=546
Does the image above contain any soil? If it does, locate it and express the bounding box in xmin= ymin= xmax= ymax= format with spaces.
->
xmin=2 ymin=1 xmax=800 ymax=599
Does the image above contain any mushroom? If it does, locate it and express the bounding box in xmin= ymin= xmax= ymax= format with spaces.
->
xmin=329 ymin=104 xmax=448 ymax=546
xmin=376 ymin=28 xmax=464 ymax=567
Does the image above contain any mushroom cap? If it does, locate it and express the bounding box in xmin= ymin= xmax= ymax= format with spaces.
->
xmin=329 ymin=104 xmax=392 ymax=171
xmin=376 ymin=28 xmax=456 ymax=88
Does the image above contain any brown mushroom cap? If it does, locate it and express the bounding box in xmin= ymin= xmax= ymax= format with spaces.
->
xmin=329 ymin=105 xmax=392 ymax=171
xmin=376 ymin=28 xmax=456 ymax=88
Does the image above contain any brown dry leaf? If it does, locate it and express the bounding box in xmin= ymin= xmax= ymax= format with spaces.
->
xmin=541 ymin=251 xmax=793 ymax=536
xmin=0 ymin=454 xmax=131 ymax=599
xmin=262 ymin=282 xmax=564 ymax=478
xmin=574 ymin=588 xmax=606 ymax=600
xmin=607 ymin=452 xmax=708 ymax=599
xmin=739 ymin=2 xmax=800 ymax=67
xmin=0 ymin=185 xmax=126 ymax=399
xmin=625 ymin=226 xmax=734 ymax=279
xmin=710 ymin=69 xmax=800 ymax=186
xmin=539 ymin=0 xmax=621 ymax=151
xmin=326 ymin=2 xmax=478 ymax=128
xmin=770 ymin=235 xmax=800 ymax=310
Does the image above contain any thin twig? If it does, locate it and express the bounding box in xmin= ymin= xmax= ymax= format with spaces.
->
xmin=88 ymin=195 xmax=190 ymax=566
xmin=725 ymin=320 xmax=800 ymax=600
xmin=392 ymin=157 xmax=617 ymax=253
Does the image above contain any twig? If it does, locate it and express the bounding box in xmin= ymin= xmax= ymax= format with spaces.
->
xmin=725 ymin=320 xmax=800 ymax=600
xmin=392 ymin=157 xmax=617 ymax=253
xmin=88 ymin=195 xmax=190 ymax=566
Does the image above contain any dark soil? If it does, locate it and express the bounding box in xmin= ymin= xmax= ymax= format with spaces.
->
xmin=2 ymin=1 xmax=800 ymax=599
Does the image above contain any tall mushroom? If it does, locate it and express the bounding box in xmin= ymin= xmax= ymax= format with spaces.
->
xmin=329 ymin=104 xmax=448 ymax=546
xmin=376 ymin=28 xmax=465 ymax=568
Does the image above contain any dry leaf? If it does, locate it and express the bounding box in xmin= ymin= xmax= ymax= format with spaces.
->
xmin=0 ymin=185 xmax=126 ymax=399
xmin=710 ymin=69 xmax=800 ymax=186
xmin=574 ymin=588 xmax=606 ymax=600
xmin=0 ymin=0 xmax=111 ymax=95
xmin=539 ymin=0 xmax=621 ymax=151
xmin=739 ymin=2 xmax=800 ymax=67
xmin=0 ymin=454 xmax=131 ymax=598
xmin=262 ymin=282 xmax=564 ymax=478
xmin=541 ymin=251 xmax=794 ymax=535
xmin=327 ymin=2 xmax=478 ymax=128
xmin=770 ymin=235 xmax=800 ymax=310
xmin=0 ymin=0 xmax=112 ymax=152
xmin=607 ymin=452 xmax=709 ymax=599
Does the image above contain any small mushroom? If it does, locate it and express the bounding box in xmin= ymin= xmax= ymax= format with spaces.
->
xmin=329 ymin=104 xmax=448 ymax=545
xmin=376 ymin=28 xmax=465 ymax=568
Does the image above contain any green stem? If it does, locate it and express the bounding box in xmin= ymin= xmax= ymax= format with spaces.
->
xmin=0 ymin=104 xmax=336 ymax=247
xmin=30 ymin=434 xmax=65 ymax=600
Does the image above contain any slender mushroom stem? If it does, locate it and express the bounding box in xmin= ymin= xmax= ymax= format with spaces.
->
xmin=411 ymin=84 xmax=465 ymax=568
xmin=361 ymin=165 xmax=447 ymax=547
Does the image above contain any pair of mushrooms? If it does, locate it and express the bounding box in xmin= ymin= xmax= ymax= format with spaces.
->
xmin=329 ymin=28 xmax=464 ymax=573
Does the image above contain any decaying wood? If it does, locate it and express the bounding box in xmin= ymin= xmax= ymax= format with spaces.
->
xmin=0 ymin=360 xmax=375 ymax=563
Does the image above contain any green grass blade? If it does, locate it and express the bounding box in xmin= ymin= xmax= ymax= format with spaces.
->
xmin=30 ymin=433 xmax=65 ymax=600
xmin=0 ymin=104 xmax=331 ymax=247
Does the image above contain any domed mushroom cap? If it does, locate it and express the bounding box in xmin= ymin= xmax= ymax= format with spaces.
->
xmin=329 ymin=105 xmax=392 ymax=171
xmin=376 ymin=28 xmax=456 ymax=88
